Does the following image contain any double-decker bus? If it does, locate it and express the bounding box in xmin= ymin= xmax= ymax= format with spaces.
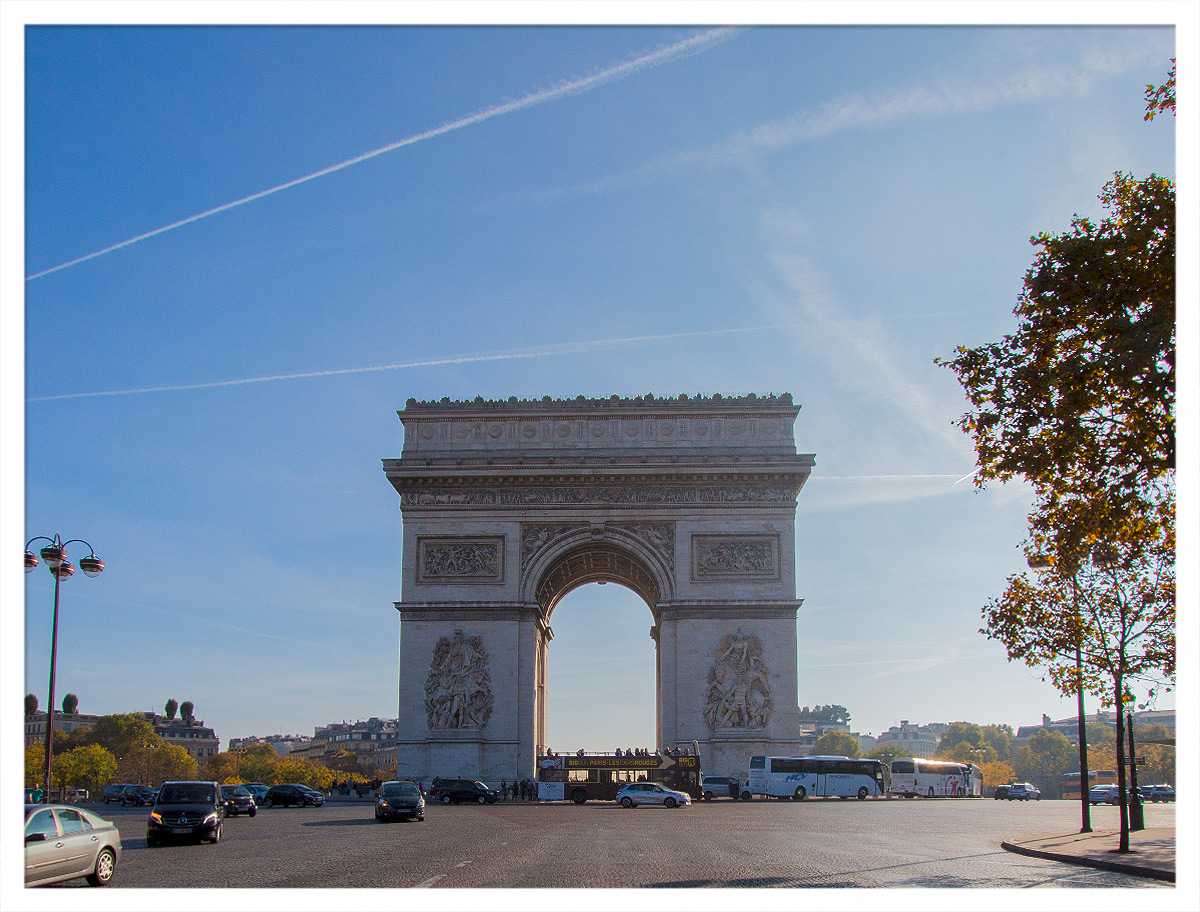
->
xmin=888 ymin=758 xmax=982 ymax=797
xmin=1061 ymin=769 xmax=1116 ymax=801
xmin=748 ymin=755 xmax=886 ymax=800
xmin=537 ymin=746 xmax=702 ymax=804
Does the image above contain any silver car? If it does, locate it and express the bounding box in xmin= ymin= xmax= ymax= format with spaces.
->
xmin=615 ymin=782 xmax=692 ymax=808
xmin=25 ymin=804 xmax=122 ymax=887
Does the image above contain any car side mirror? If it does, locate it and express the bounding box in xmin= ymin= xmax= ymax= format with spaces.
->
xmin=25 ymin=832 xmax=48 ymax=843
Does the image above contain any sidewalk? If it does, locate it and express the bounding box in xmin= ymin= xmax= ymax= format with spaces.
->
xmin=1002 ymin=827 xmax=1175 ymax=882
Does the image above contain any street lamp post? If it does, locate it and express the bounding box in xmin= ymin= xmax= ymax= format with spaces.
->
xmin=1028 ymin=554 xmax=1091 ymax=833
xmin=25 ymin=535 xmax=105 ymax=803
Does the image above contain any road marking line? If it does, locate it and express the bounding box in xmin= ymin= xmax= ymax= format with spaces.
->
xmin=455 ymin=861 xmax=472 ymax=868
xmin=413 ymin=874 xmax=446 ymax=888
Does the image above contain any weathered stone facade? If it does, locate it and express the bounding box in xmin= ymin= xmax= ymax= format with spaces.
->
xmin=384 ymin=394 xmax=814 ymax=781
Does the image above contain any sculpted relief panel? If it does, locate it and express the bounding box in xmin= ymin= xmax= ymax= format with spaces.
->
xmin=425 ymin=629 xmax=494 ymax=730
xmin=417 ymin=536 xmax=504 ymax=583
xmin=704 ymin=629 xmax=772 ymax=730
xmin=692 ymin=534 xmax=779 ymax=580
xmin=404 ymin=484 xmax=796 ymax=507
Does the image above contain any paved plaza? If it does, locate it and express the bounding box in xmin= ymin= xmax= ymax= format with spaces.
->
xmin=81 ymin=798 xmax=1174 ymax=890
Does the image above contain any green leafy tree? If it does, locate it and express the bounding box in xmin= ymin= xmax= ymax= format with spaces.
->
xmin=935 ymin=723 xmax=1000 ymax=763
xmin=811 ymin=730 xmax=862 ymax=758
xmin=1014 ymin=729 xmax=1076 ymax=796
xmin=54 ymin=725 xmax=94 ymax=756
xmin=25 ymin=693 xmax=39 ymax=715
xmin=1144 ymin=58 xmax=1175 ymax=121
xmin=981 ymin=724 xmax=1014 ymax=760
xmin=979 ymin=760 xmax=1015 ymax=792
xmin=61 ymin=693 xmax=79 ymax=715
xmin=148 ymin=742 xmax=199 ymax=783
xmin=55 ymin=744 xmax=118 ymax=797
xmin=937 ymin=169 xmax=1175 ymax=563
xmin=180 ymin=701 xmax=194 ymax=721
xmin=799 ymin=705 xmax=851 ymax=724
xmin=26 ymin=741 xmax=45 ymax=787
xmin=165 ymin=699 xmax=178 ymax=720
xmin=234 ymin=744 xmax=282 ymax=784
xmin=865 ymin=744 xmax=912 ymax=766
xmin=88 ymin=714 xmax=167 ymax=782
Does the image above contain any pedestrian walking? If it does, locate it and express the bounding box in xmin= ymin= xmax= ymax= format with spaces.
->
xmin=500 ymin=779 xmax=507 ymax=801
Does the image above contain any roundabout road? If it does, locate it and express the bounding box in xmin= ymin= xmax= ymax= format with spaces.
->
xmin=89 ymin=797 xmax=1173 ymax=889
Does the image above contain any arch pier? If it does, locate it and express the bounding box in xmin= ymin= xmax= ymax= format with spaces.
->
xmin=383 ymin=395 xmax=814 ymax=781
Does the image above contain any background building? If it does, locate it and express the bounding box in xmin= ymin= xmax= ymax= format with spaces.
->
xmin=140 ymin=712 xmax=220 ymax=764
xmin=24 ymin=711 xmax=100 ymax=747
xmin=873 ymin=720 xmax=947 ymax=758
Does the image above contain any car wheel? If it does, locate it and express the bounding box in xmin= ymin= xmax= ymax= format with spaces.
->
xmin=620 ymin=796 xmax=633 ymax=808
xmin=571 ymin=789 xmax=587 ymax=805
xmin=249 ymin=808 xmax=256 ymax=817
xmin=146 ymin=836 xmax=160 ymax=848
xmin=664 ymin=797 xmax=677 ymax=808
xmin=704 ymin=791 xmax=714 ymax=801
xmin=85 ymin=844 xmax=116 ymax=888
xmin=477 ymin=795 xmax=487 ymax=804
xmin=858 ymin=787 xmax=869 ymax=800
xmin=794 ymin=786 xmax=807 ymax=800
xmin=441 ymin=795 xmax=451 ymax=805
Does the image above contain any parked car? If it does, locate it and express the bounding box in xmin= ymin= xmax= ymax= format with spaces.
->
xmin=220 ymin=784 xmax=258 ymax=817
xmin=146 ymin=781 xmax=225 ymax=846
xmin=375 ymin=780 xmax=425 ymax=822
xmin=240 ymin=783 xmax=271 ymax=805
xmin=701 ymin=776 xmax=742 ymax=801
xmin=102 ymin=783 xmax=134 ymax=805
xmin=429 ymin=779 xmax=498 ymax=805
xmin=264 ymin=783 xmax=325 ymax=807
xmin=25 ymin=803 xmax=122 ymax=887
xmin=120 ymin=785 xmax=157 ymax=807
xmin=1089 ymin=785 xmax=1121 ymax=805
xmin=992 ymin=784 xmax=1011 ymax=800
xmin=615 ymin=782 xmax=692 ymax=808
xmin=1006 ymin=783 xmax=1041 ymax=801
xmin=1143 ymin=784 xmax=1176 ymax=803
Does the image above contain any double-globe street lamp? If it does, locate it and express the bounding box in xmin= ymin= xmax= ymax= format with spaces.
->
xmin=24 ymin=535 xmax=105 ymax=803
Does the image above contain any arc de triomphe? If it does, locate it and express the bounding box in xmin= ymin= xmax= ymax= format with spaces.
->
xmin=383 ymin=394 xmax=814 ymax=781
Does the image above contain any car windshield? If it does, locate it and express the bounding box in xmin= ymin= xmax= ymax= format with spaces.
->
xmin=159 ymin=784 xmax=216 ymax=804
xmin=471 ymin=782 xmax=489 ymax=790
xmin=381 ymin=783 xmax=419 ymax=798
xmin=223 ymin=786 xmax=250 ymax=797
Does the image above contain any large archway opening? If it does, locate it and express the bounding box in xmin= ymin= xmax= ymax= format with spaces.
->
xmin=544 ymin=582 xmax=657 ymax=755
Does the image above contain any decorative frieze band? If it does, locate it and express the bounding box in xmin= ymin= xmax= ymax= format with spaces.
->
xmin=402 ymin=484 xmax=797 ymax=508
xmin=691 ymin=534 xmax=780 ymax=581
xmin=416 ymin=536 xmax=505 ymax=584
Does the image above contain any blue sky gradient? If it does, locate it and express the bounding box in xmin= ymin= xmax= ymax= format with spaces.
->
xmin=8 ymin=15 xmax=1186 ymax=761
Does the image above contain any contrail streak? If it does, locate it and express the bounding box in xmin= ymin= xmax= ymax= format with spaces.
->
xmin=26 ymin=323 xmax=792 ymax=402
xmin=25 ymin=28 xmax=739 ymax=282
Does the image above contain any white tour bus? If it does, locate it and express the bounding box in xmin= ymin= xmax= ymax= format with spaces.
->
xmin=748 ymin=755 xmax=886 ymax=800
xmin=888 ymin=758 xmax=983 ymax=797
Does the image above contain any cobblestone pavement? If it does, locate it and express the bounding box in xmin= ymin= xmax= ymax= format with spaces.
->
xmin=84 ymin=797 xmax=1174 ymax=890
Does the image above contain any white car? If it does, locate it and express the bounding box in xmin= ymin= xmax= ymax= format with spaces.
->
xmin=1007 ymin=782 xmax=1041 ymax=801
xmin=615 ymin=782 xmax=691 ymax=808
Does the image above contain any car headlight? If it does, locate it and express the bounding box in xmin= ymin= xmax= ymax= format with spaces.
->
xmin=149 ymin=812 xmax=162 ymax=822
xmin=203 ymin=812 xmax=218 ymax=825
xmin=379 ymin=800 xmax=389 ymax=808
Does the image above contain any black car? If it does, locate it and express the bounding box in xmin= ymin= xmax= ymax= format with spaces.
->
xmin=992 ymin=784 xmax=1011 ymax=800
xmin=146 ymin=781 xmax=224 ymax=846
xmin=264 ymin=784 xmax=324 ymax=808
xmin=119 ymin=785 xmax=157 ymax=807
xmin=220 ymin=784 xmax=258 ymax=817
xmin=375 ymin=780 xmax=425 ymax=822
xmin=102 ymin=784 xmax=134 ymax=805
xmin=430 ymin=779 xmax=497 ymax=805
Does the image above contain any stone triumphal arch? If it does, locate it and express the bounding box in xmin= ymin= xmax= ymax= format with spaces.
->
xmin=383 ymin=395 xmax=814 ymax=781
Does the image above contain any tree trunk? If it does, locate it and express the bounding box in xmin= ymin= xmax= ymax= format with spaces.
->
xmin=1113 ymin=676 xmax=1129 ymax=853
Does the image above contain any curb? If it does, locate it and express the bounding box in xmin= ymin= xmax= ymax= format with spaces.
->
xmin=1000 ymin=840 xmax=1175 ymax=883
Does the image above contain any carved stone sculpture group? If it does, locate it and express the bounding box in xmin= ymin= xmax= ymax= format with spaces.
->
xmin=425 ymin=629 xmax=494 ymax=730
xmin=704 ymin=628 xmax=772 ymax=730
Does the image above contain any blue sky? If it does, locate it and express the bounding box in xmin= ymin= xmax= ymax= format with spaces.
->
xmin=5 ymin=9 xmax=1191 ymax=768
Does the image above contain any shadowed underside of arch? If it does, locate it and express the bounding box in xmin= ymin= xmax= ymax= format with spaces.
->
xmin=536 ymin=543 xmax=660 ymax=618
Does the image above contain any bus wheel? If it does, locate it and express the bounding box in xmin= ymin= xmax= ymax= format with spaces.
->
xmin=620 ymin=797 xmax=633 ymax=809
xmin=794 ymin=786 xmax=807 ymax=800
xmin=704 ymin=791 xmax=714 ymax=801
xmin=858 ymin=787 xmax=869 ymax=800
xmin=570 ymin=789 xmax=587 ymax=805
xmin=740 ymin=791 xmax=751 ymax=801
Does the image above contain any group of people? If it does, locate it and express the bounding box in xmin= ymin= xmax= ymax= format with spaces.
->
xmin=498 ymin=779 xmax=537 ymax=801
xmin=612 ymin=746 xmax=691 ymax=758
